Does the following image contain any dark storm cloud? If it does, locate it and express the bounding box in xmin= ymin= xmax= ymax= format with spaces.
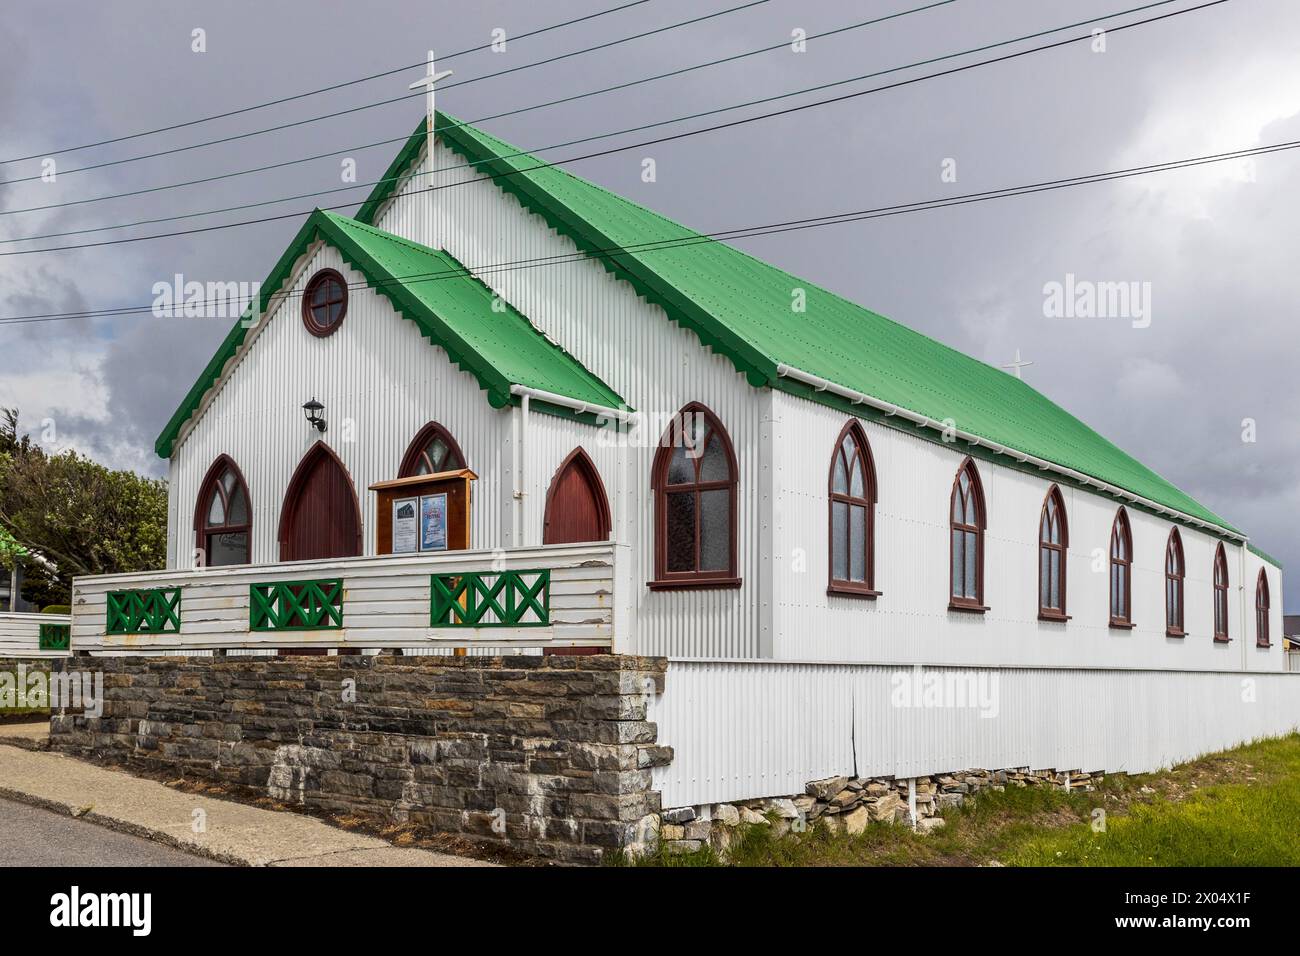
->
xmin=3 ymin=0 xmax=1298 ymax=596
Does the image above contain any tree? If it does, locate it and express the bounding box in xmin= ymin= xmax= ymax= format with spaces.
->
xmin=0 ymin=408 xmax=167 ymax=605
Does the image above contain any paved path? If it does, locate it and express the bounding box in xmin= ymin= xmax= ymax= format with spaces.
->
xmin=0 ymin=796 xmax=223 ymax=866
xmin=0 ymin=737 xmax=493 ymax=867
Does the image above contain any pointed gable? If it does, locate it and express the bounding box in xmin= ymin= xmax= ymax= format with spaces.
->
xmin=154 ymin=210 xmax=624 ymax=458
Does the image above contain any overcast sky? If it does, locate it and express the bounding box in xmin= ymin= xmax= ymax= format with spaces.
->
xmin=2 ymin=0 xmax=1297 ymax=602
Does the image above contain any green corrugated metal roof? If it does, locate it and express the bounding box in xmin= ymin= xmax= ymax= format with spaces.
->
xmin=357 ymin=113 xmax=1238 ymax=536
xmin=154 ymin=209 xmax=624 ymax=458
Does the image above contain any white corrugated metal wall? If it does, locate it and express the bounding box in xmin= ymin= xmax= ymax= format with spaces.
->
xmin=651 ymin=659 xmax=1300 ymax=807
xmin=769 ymin=391 xmax=1283 ymax=672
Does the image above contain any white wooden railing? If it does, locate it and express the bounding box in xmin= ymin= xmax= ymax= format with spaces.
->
xmin=0 ymin=612 xmax=72 ymax=658
xmin=69 ymin=543 xmax=615 ymax=653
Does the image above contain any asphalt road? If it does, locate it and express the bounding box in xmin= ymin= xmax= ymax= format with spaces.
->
xmin=0 ymin=797 xmax=224 ymax=867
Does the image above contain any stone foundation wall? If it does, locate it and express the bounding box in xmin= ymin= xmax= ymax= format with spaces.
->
xmin=46 ymin=654 xmax=670 ymax=864
xmin=659 ymin=767 xmax=1106 ymax=855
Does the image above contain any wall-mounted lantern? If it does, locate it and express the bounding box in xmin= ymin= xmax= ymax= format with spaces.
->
xmin=302 ymin=397 xmax=327 ymax=433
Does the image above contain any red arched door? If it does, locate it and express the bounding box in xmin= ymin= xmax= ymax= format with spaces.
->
xmin=279 ymin=443 xmax=362 ymax=561
xmin=543 ymin=449 xmax=611 ymax=545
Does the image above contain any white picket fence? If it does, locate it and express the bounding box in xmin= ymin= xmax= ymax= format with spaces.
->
xmin=649 ymin=659 xmax=1300 ymax=808
xmin=0 ymin=612 xmax=72 ymax=658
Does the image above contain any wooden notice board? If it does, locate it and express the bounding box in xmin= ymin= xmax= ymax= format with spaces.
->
xmin=369 ymin=469 xmax=477 ymax=556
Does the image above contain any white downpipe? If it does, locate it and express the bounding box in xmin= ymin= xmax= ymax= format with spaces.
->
xmin=774 ymin=364 xmax=1247 ymax=544
xmin=518 ymin=392 xmax=529 ymax=546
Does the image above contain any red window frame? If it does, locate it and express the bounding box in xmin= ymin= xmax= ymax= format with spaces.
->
xmin=1165 ymin=528 xmax=1185 ymax=637
xmin=302 ymin=268 xmax=348 ymax=337
xmin=193 ymin=454 xmax=251 ymax=567
xmin=1213 ymin=543 xmax=1230 ymax=642
xmin=949 ymin=457 xmax=986 ymax=612
xmin=649 ymin=403 xmax=739 ymax=590
xmin=398 ymin=421 xmax=467 ymax=478
xmin=1255 ymin=568 xmax=1270 ymax=648
xmin=1109 ymin=508 xmax=1134 ymax=628
xmin=1038 ymin=485 xmax=1068 ymax=621
xmin=827 ymin=420 xmax=878 ymax=598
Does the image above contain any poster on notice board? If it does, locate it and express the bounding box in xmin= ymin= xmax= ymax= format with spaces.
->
xmin=391 ymin=497 xmax=418 ymax=554
xmin=419 ymin=493 xmax=448 ymax=551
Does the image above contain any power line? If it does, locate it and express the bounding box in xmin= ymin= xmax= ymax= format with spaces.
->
xmin=0 ymin=0 xmax=1231 ymax=256
xmin=0 ymin=0 xmax=770 ymax=186
xmin=0 ymin=0 xmax=960 ymax=219
xmin=1 ymin=132 xmax=1288 ymax=327
xmin=0 ymin=0 xmax=655 ymax=165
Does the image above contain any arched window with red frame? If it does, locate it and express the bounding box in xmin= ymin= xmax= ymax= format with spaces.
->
xmin=1109 ymin=508 xmax=1133 ymax=627
xmin=828 ymin=421 xmax=878 ymax=597
xmin=1038 ymin=485 xmax=1068 ymax=620
xmin=1165 ymin=528 xmax=1185 ymax=636
xmin=650 ymin=403 xmax=739 ymax=589
xmin=194 ymin=455 xmax=251 ymax=567
xmin=949 ymin=458 xmax=986 ymax=610
xmin=1213 ymin=543 xmax=1230 ymax=642
xmin=1255 ymin=567 xmax=1271 ymax=648
xmin=398 ymin=421 xmax=467 ymax=478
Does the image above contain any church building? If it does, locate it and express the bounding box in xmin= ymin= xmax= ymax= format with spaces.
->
xmin=102 ymin=106 xmax=1278 ymax=673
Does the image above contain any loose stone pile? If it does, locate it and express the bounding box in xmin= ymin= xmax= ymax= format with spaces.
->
xmin=657 ymin=766 xmax=1106 ymax=856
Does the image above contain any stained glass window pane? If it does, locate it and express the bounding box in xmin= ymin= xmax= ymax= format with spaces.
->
xmin=963 ymin=532 xmax=977 ymax=598
xmin=951 ymin=530 xmax=963 ymax=596
xmin=849 ymin=505 xmax=865 ymax=582
xmin=227 ymin=486 xmax=248 ymax=525
xmin=699 ymin=489 xmax=730 ymax=571
xmin=832 ymin=501 xmax=848 ymax=582
xmin=850 ymin=456 xmax=864 ymax=498
xmin=666 ymin=492 xmax=695 ymax=572
xmin=207 ymin=490 xmax=224 ymax=527
xmin=207 ymin=532 xmax=247 ymax=567
xmin=833 ymin=455 xmax=848 ymax=495
xmin=699 ymin=435 xmax=729 ymax=483
xmin=667 ymin=446 xmax=693 ymax=485
xmin=1040 ymin=549 xmax=1050 ymax=608
xmin=428 ymin=439 xmax=449 ymax=473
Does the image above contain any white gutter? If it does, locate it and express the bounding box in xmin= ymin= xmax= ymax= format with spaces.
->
xmin=508 ymin=384 xmax=634 ymax=422
xmin=774 ymin=363 xmax=1247 ymax=544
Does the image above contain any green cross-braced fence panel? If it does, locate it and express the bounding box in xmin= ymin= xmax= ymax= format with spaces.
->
xmin=430 ymin=570 xmax=550 ymax=627
xmin=106 ymin=588 xmax=182 ymax=635
xmin=249 ymin=579 xmax=344 ymax=631
xmin=38 ymin=623 xmax=70 ymax=651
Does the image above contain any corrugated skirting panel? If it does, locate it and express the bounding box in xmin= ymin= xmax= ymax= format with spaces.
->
xmin=650 ymin=659 xmax=1300 ymax=807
